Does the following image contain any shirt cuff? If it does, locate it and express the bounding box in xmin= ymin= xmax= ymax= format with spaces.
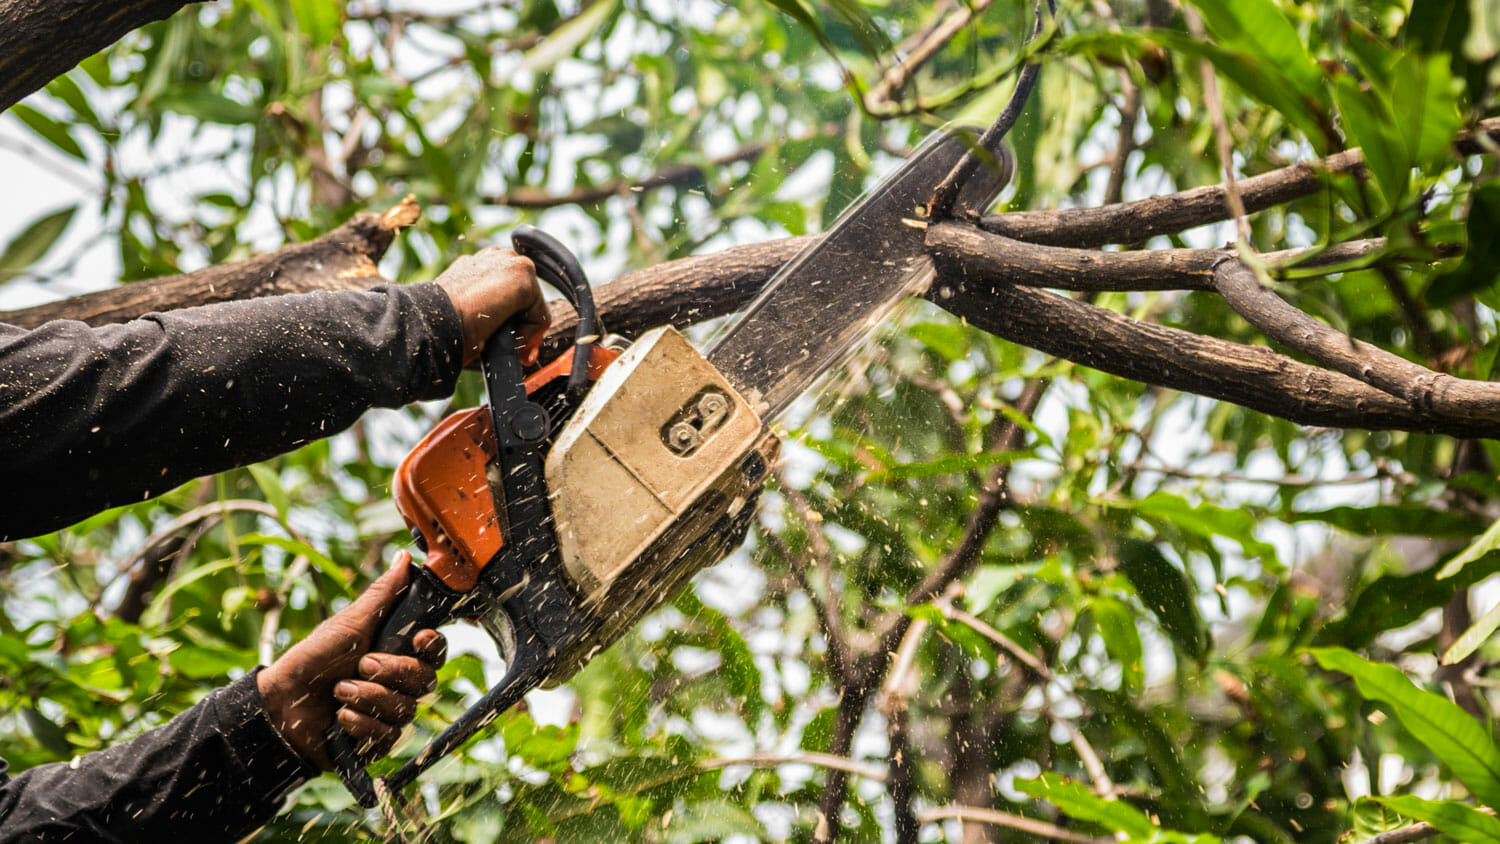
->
xmin=401 ymin=281 xmax=466 ymax=389
xmin=211 ymin=669 xmax=319 ymax=802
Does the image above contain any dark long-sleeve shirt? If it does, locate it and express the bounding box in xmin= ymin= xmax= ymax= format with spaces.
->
xmin=0 ymin=672 xmax=317 ymax=843
xmin=0 ymin=282 xmax=464 ymax=540
xmin=0 ymin=283 xmax=466 ymax=840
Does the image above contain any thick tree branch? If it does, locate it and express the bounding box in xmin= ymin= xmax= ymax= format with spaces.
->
xmin=0 ymin=197 xmax=420 ymax=328
xmin=926 ymin=222 xmax=1392 ymax=292
xmin=928 ymin=252 xmax=1500 ymax=439
xmin=980 ymin=117 xmax=1500 ymax=248
xmin=1212 ymin=260 xmax=1500 ymax=419
xmin=0 ymin=0 xmax=202 ymax=113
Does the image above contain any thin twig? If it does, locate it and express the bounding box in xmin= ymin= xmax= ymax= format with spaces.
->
xmin=1044 ymin=704 xmax=1114 ymax=796
xmin=916 ymin=805 xmax=1114 ymax=844
xmin=938 ymin=600 xmax=1055 ymax=682
xmin=864 ymin=0 xmax=997 ymax=115
xmin=1184 ymin=6 xmax=1251 ymax=245
xmin=928 ymin=0 xmax=1055 ymax=219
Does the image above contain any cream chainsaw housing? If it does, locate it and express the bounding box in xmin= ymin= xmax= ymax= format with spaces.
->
xmin=544 ymin=326 xmax=779 ymax=681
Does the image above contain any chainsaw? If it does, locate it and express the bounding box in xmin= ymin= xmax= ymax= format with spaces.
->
xmin=326 ymin=125 xmax=1013 ymax=807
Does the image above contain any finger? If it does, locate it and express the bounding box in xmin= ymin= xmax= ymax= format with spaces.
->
xmin=336 ymin=707 xmax=404 ymax=759
xmin=334 ymin=679 xmax=420 ymax=724
xmin=358 ymin=652 xmax=439 ymax=696
xmin=517 ymin=298 xmax=552 ymax=366
xmin=412 ymin=629 xmax=448 ymax=668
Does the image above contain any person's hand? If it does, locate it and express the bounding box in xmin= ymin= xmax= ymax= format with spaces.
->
xmin=257 ymin=552 xmax=447 ymax=770
xmin=434 ymin=247 xmax=550 ymax=366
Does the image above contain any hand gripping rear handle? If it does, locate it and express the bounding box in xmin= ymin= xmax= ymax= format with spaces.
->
xmin=325 ymin=565 xmax=469 ymax=807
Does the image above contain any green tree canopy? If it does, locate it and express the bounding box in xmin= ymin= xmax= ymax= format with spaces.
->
xmin=3 ymin=1 xmax=1500 ymax=842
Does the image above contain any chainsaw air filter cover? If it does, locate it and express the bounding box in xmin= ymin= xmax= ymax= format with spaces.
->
xmin=543 ymin=326 xmax=778 ymax=683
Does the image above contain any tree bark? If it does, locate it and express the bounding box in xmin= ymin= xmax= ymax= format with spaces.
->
xmin=0 ymin=0 xmax=201 ymax=113
xmin=0 ymin=198 xmax=419 ymax=328
xmin=11 ymin=204 xmax=1500 ymax=440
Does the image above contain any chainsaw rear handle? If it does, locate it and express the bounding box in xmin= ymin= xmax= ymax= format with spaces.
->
xmin=324 ymin=567 xmax=463 ymax=807
xmin=511 ymin=224 xmax=600 ymax=394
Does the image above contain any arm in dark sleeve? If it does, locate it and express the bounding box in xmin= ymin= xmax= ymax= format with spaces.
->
xmin=0 ymin=283 xmax=464 ymax=540
xmin=0 ymin=670 xmax=317 ymax=844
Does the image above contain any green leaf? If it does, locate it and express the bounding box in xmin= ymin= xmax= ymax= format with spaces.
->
xmin=908 ymin=321 xmax=972 ymax=363
xmin=1372 ymin=795 xmax=1500 ymax=844
xmin=1437 ymin=516 xmax=1500 ymax=579
xmin=1429 ymin=183 xmax=1500 ymax=307
xmin=168 ymin=643 xmax=248 ymax=679
xmin=1314 ymin=551 xmax=1500 ymax=648
xmin=238 ymin=533 xmax=349 ymax=591
xmin=1117 ymin=539 xmax=1207 ymax=661
xmin=1144 ymin=29 xmax=1330 ymax=151
xmin=800 ymin=706 xmax=836 ymax=753
xmin=1016 ymin=773 xmax=1155 ymax=839
xmin=1444 ymin=597 xmax=1500 ymax=665
xmin=518 ymin=0 xmax=618 ymax=75
xmin=1333 ymin=74 xmax=1406 ymax=204
xmin=1389 ymin=51 xmax=1463 ymax=171
xmin=663 ymin=799 xmax=764 ymax=843
xmin=10 ymin=103 xmax=86 ymax=160
xmin=1310 ymin=647 xmax=1500 ymax=808
xmin=248 ymin=464 xmax=291 ymax=522
xmin=44 ymin=73 xmax=100 ymax=129
xmin=155 ymin=90 xmax=260 ymax=125
xmin=869 ymin=450 xmax=1023 ymax=482
xmin=1292 ymin=505 xmax=1485 ymax=539
xmin=290 ymin=0 xmax=341 ymax=47
xmin=1185 ymin=0 xmax=1323 ymax=99
xmin=1092 ymin=597 xmax=1144 ymax=694
xmin=1131 ymin=491 xmax=1277 ymax=561
xmin=143 ymin=558 xmax=242 ymax=626
xmin=501 ymin=712 xmax=580 ymax=774
xmin=0 ymin=205 xmax=77 ymax=279
xmin=23 ymin=707 xmax=73 ymax=756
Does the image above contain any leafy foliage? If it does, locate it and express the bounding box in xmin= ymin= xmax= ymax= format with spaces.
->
xmin=3 ymin=0 xmax=1500 ymax=842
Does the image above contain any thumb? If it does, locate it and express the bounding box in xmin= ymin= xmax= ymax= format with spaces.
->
xmin=335 ymin=551 xmax=414 ymax=636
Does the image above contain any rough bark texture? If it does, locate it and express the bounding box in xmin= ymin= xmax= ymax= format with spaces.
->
xmin=0 ymin=198 xmax=419 ymax=328
xmin=982 ymin=117 xmax=1500 ymax=248
xmin=0 ymin=0 xmax=200 ymax=112
xmin=13 ymin=207 xmax=1498 ymax=440
xmin=1212 ymin=260 xmax=1500 ymax=419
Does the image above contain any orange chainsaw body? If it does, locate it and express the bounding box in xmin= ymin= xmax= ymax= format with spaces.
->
xmin=392 ymin=344 xmax=621 ymax=592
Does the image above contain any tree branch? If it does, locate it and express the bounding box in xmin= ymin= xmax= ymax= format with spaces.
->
xmin=483 ymin=141 xmax=776 ymax=209
xmin=0 ymin=197 xmax=420 ymax=328
xmin=0 ymin=0 xmax=204 ymax=113
xmin=864 ymin=0 xmax=996 ymax=115
xmin=916 ymin=805 xmax=1113 ymax=844
xmin=928 ymin=254 xmax=1500 ymax=439
xmin=979 ymin=117 xmax=1500 ymax=248
xmin=1212 ymin=260 xmax=1500 ymax=419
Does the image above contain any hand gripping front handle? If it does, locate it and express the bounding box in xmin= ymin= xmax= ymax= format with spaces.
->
xmin=325 ymin=565 xmax=465 ymax=807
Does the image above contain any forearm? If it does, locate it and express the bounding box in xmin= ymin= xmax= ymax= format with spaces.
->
xmin=0 ymin=671 xmax=315 ymax=844
xmin=0 ymin=283 xmax=463 ymax=540
xmin=0 ymin=0 xmax=202 ymax=112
